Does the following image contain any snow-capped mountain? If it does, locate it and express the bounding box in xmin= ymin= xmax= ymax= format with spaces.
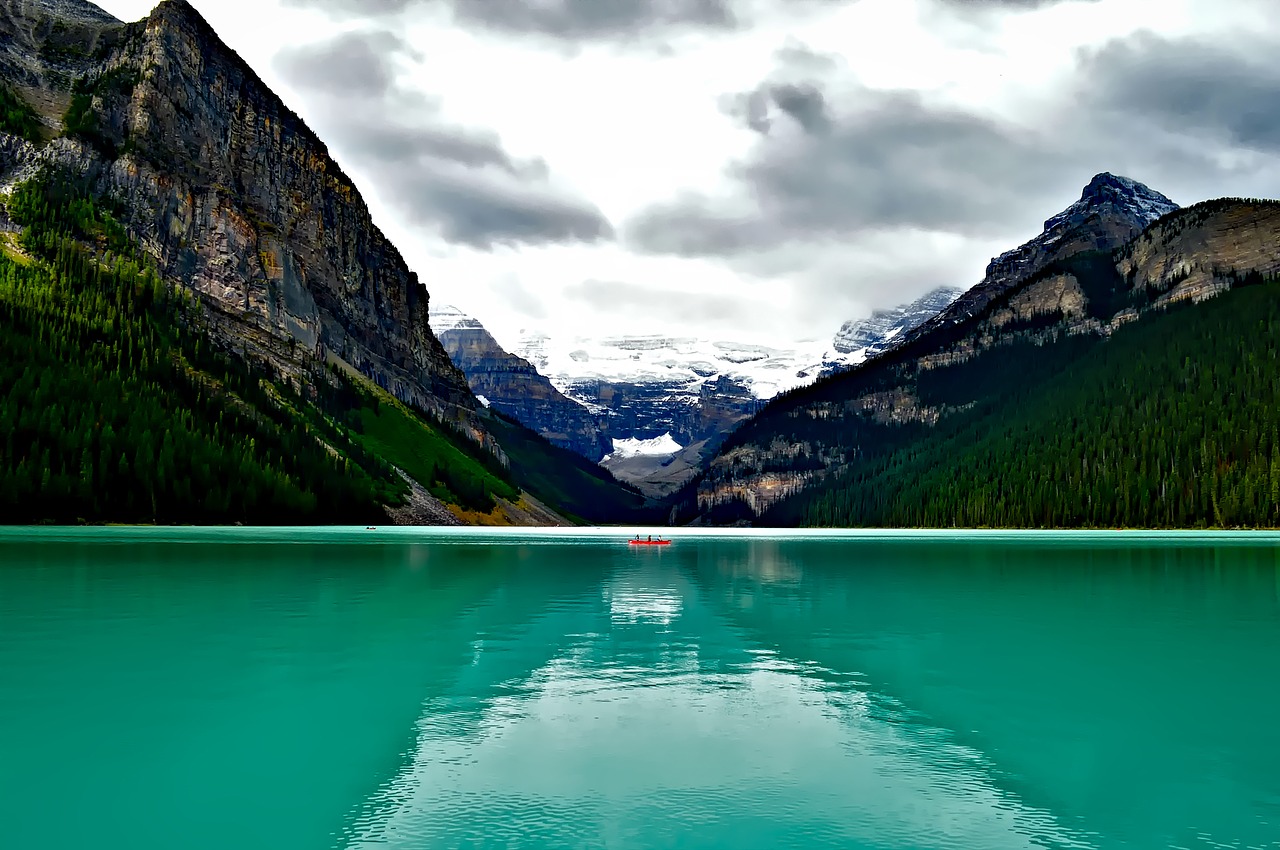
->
xmin=512 ymin=333 xmax=801 ymax=474
xmin=515 ymin=333 xmax=827 ymax=405
xmin=820 ymin=287 xmax=964 ymax=375
xmin=1042 ymin=172 xmax=1178 ymax=236
xmin=901 ymin=172 xmax=1180 ymax=348
xmin=427 ymin=303 xmax=485 ymax=334
xmin=429 ymin=288 xmax=960 ymax=483
xmin=428 ymin=304 xmax=612 ymax=460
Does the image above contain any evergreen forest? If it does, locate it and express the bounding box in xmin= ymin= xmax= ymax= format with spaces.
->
xmin=0 ymin=167 xmax=597 ymax=525
xmin=765 ymin=276 xmax=1280 ymax=528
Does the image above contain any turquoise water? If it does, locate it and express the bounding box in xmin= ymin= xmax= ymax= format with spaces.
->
xmin=1 ymin=528 xmax=1279 ymax=849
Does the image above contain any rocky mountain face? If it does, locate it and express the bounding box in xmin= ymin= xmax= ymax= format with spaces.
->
xmin=0 ymin=0 xmax=475 ymax=418
xmin=514 ymin=332 xmax=779 ymax=493
xmin=493 ymin=291 xmax=959 ymax=496
xmin=0 ymin=0 xmax=119 ymax=81
xmin=900 ymin=173 xmax=1179 ymax=351
xmin=429 ymin=304 xmax=611 ymax=460
xmin=684 ymin=174 xmax=1280 ymax=525
xmin=822 ymin=287 xmax=963 ymax=376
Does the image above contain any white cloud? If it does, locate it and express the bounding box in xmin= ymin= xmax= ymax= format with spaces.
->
xmin=93 ymin=0 xmax=1280 ymax=350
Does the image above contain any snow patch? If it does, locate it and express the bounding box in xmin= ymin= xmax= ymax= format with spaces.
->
xmin=602 ymin=432 xmax=684 ymax=462
xmin=511 ymin=331 xmax=830 ymax=402
xmin=428 ymin=304 xmax=484 ymax=334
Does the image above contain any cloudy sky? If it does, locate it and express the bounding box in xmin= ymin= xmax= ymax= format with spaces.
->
xmin=96 ymin=0 xmax=1280 ymax=349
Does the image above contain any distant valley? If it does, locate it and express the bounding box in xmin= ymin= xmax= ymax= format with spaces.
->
xmin=430 ymin=287 xmax=961 ymax=497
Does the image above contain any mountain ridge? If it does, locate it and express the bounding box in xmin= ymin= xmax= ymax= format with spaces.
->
xmin=97 ymin=0 xmax=475 ymax=417
xmin=0 ymin=0 xmax=662 ymax=526
xmin=429 ymin=303 xmax=612 ymax=460
xmin=898 ymin=172 xmax=1180 ymax=353
xmin=679 ymin=172 xmax=1280 ymax=527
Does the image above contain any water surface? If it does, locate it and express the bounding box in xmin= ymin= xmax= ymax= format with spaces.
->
xmin=2 ymin=528 xmax=1278 ymax=849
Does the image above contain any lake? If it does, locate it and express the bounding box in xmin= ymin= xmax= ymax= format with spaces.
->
xmin=1 ymin=528 xmax=1278 ymax=849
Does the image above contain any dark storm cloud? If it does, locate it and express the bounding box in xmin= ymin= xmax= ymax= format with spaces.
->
xmin=425 ymin=0 xmax=737 ymax=38
xmin=283 ymin=0 xmax=845 ymax=42
xmin=722 ymin=82 xmax=831 ymax=135
xmin=396 ymin=170 xmax=615 ymax=248
xmin=273 ymin=30 xmax=413 ymax=98
xmin=628 ymin=21 xmax=1280 ymax=262
xmin=630 ymin=80 xmax=1068 ymax=257
xmin=275 ymin=32 xmax=612 ymax=249
xmin=1079 ymin=31 xmax=1280 ymax=153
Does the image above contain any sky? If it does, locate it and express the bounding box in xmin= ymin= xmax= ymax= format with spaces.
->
xmin=94 ymin=0 xmax=1280 ymax=350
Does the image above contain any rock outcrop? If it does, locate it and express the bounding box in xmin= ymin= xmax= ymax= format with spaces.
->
xmin=429 ymin=304 xmax=611 ymax=460
xmin=0 ymin=0 xmax=475 ymax=417
xmin=688 ymin=175 xmax=1280 ymax=524
xmin=902 ymin=173 xmax=1179 ymax=349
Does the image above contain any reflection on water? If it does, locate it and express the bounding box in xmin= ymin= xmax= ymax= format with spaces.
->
xmin=605 ymin=578 xmax=684 ymax=626
xmin=1 ymin=531 xmax=1279 ymax=850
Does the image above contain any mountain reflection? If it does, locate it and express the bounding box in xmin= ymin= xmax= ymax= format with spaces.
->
xmin=340 ymin=544 xmax=1119 ymax=850
xmin=8 ymin=534 xmax=1274 ymax=850
xmin=686 ymin=539 xmax=1280 ymax=850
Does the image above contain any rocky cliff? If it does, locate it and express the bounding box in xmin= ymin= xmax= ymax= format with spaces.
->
xmin=429 ymin=304 xmax=611 ymax=460
xmin=901 ymin=173 xmax=1179 ymax=350
xmin=688 ymin=175 xmax=1280 ymax=525
xmin=0 ymin=0 xmax=475 ymax=417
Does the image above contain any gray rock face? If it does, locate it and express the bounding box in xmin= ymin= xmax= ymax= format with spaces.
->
xmin=560 ymin=373 xmax=760 ymax=452
xmin=429 ymin=304 xmax=611 ymax=460
xmin=903 ymin=172 xmax=1180 ymax=348
xmin=825 ymin=286 xmax=962 ymax=374
xmin=0 ymin=0 xmax=475 ymax=417
xmin=689 ymin=172 xmax=1188 ymax=524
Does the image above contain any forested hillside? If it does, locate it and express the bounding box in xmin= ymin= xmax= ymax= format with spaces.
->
xmin=768 ymin=276 xmax=1280 ymax=528
xmin=0 ymin=169 xmax=399 ymax=523
xmin=0 ymin=168 xmax=649 ymax=525
xmin=683 ymin=190 xmax=1280 ymax=529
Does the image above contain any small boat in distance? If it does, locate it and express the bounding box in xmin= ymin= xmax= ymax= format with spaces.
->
xmin=629 ymin=536 xmax=671 ymax=546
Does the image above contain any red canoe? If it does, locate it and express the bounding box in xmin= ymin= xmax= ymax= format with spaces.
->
xmin=628 ymin=539 xmax=671 ymax=546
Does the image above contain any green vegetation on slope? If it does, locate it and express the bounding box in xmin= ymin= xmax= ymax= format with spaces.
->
xmin=0 ymin=84 xmax=44 ymax=144
xmin=485 ymin=412 xmax=657 ymax=525
xmin=0 ymin=167 xmax=655 ymax=526
xmin=0 ymin=169 xmax=408 ymax=524
xmin=340 ymin=391 xmax=519 ymax=514
xmin=767 ymin=275 xmax=1280 ymax=528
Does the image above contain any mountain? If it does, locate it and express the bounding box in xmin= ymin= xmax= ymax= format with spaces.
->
xmin=7 ymin=0 xmax=476 ymax=414
xmin=500 ymin=292 xmax=959 ymax=497
xmin=679 ymin=174 xmax=1280 ymax=528
xmin=821 ymin=286 xmax=963 ymax=375
xmin=899 ymin=173 xmax=1179 ymax=351
xmin=516 ymin=332 xmax=823 ymax=405
xmin=0 ymin=0 xmax=650 ymax=526
xmin=429 ymin=304 xmax=611 ymax=461
xmin=514 ymin=331 xmax=815 ymax=496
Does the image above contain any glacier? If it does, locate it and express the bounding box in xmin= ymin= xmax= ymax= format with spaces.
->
xmin=602 ymin=433 xmax=685 ymax=463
